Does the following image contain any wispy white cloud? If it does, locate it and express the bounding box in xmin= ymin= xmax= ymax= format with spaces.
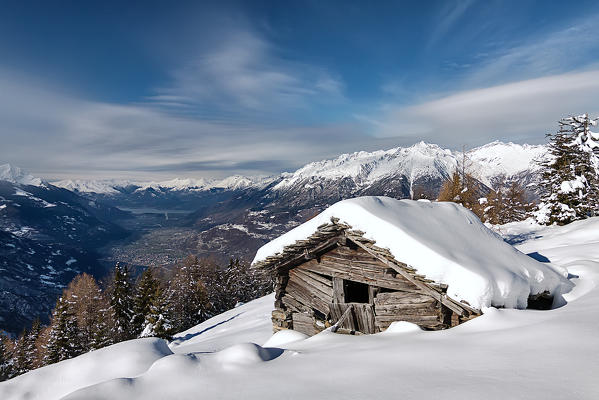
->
xmin=0 ymin=68 xmax=362 ymax=180
xmin=427 ymin=0 xmax=475 ymax=47
xmin=462 ymin=14 xmax=599 ymax=87
xmin=373 ymin=70 xmax=599 ymax=147
xmin=148 ymin=29 xmax=345 ymax=118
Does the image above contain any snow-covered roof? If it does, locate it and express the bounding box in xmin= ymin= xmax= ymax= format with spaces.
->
xmin=253 ymin=197 xmax=571 ymax=310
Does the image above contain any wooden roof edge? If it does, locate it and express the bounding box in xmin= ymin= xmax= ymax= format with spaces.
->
xmin=252 ymin=219 xmax=481 ymax=316
xmin=252 ymin=219 xmax=350 ymax=271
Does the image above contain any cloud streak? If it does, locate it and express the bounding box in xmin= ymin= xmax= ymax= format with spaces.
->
xmin=0 ymin=68 xmax=363 ymax=180
xmin=147 ymin=29 xmax=345 ymax=120
xmin=463 ymin=13 xmax=599 ymax=87
xmin=374 ymin=70 xmax=599 ymax=147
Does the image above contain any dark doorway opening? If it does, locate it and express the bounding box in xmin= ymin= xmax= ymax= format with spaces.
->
xmin=527 ymin=292 xmax=554 ymax=310
xmin=344 ymin=280 xmax=370 ymax=303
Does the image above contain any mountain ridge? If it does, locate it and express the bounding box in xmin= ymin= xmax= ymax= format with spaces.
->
xmin=50 ymin=141 xmax=547 ymax=194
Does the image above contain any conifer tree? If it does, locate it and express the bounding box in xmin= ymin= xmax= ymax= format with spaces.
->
xmin=536 ymin=114 xmax=599 ymax=224
xmin=163 ymin=257 xmax=210 ymax=333
xmin=109 ymin=264 xmax=135 ymax=342
xmin=0 ymin=336 xmax=12 ymax=381
xmin=44 ymin=296 xmax=81 ymax=365
xmin=23 ymin=318 xmax=42 ymax=371
xmin=12 ymin=329 xmax=29 ymax=376
xmin=199 ymin=258 xmax=230 ymax=314
xmin=224 ymin=259 xmax=272 ymax=305
xmin=139 ymin=286 xmax=172 ymax=340
xmin=132 ymin=268 xmax=161 ymax=337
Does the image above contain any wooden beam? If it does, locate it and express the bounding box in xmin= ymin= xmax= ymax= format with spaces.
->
xmin=331 ymin=304 xmax=354 ymax=333
xmin=332 ymin=277 xmax=344 ymax=303
xmin=273 ymin=236 xmax=341 ymax=272
xmin=347 ymin=236 xmax=476 ymax=316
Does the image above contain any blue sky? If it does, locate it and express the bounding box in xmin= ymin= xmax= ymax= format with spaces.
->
xmin=2 ymin=0 xmax=599 ymax=179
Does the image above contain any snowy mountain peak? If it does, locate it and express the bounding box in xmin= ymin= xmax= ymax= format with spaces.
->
xmin=467 ymin=142 xmax=547 ymax=186
xmin=0 ymin=163 xmax=44 ymax=186
xmin=53 ymin=179 xmax=124 ymax=194
xmin=275 ymin=142 xmax=457 ymax=190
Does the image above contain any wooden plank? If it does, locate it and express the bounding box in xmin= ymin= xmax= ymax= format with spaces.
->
xmin=374 ymin=315 xmax=440 ymax=323
xmin=329 ymin=303 xmax=357 ymax=331
xmin=301 ymin=259 xmax=421 ymax=292
xmin=289 ymin=269 xmax=334 ymax=298
xmin=292 ymin=312 xmax=320 ymax=336
xmin=352 ymin=303 xmax=376 ymax=334
xmin=281 ymin=293 xmax=310 ymax=313
xmin=332 ymin=277 xmax=344 ymax=303
xmin=274 ymin=236 xmax=341 ymax=272
xmin=368 ymin=286 xmax=379 ymax=305
xmin=347 ymin=237 xmax=473 ymax=316
xmin=375 ymin=314 xmax=442 ymax=331
xmin=331 ymin=304 xmax=354 ymax=332
xmin=285 ymin=280 xmax=330 ymax=316
xmin=287 ymin=275 xmax=333 ymax=303
xmin=293 ymin=268 xmax=333 ymax=288
xmin=374 ymin=291 xmax=435 ymax=305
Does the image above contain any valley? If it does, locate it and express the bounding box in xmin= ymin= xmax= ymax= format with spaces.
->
xmin=0 ymin=141 xmax=546 ymax=334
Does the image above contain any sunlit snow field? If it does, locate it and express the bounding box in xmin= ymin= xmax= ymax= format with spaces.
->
xmin=1 ymin=218 xmax=598 ymax=400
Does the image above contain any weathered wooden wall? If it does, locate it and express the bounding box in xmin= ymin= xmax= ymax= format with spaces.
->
xmin=271 ymin=243 xmax=467 ymax=336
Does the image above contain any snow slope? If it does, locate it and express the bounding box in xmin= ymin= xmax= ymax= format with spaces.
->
xmin=0 ymin=338 xmax=171 ymax=400
xmin=1 ymin=217 xmax=598 ymax=399
xmin=254 ymin=197 xmax=571 ymax=309
xmin=0 ymin=218 xmax=599 ymax=400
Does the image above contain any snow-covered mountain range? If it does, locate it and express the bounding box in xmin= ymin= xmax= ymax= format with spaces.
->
xmin=51 ymin=141 xmax=546 ymax=195
xmin=53 ymin=175 xmax=271 ymax=195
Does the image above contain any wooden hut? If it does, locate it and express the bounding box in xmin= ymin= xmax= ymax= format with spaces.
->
xmin=253 ymin=197 xmax=569 ymax=336
xmin=253 ymin=217 xmax=480 ymax=335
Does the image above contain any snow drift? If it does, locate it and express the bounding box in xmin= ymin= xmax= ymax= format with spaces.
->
xmin=3 ymin=218 xmax=597 ymax=400
xmin=0 ymin=338 xmax=171 ymax=400
xmin=253 ymin=197 xmax=572 ymax=310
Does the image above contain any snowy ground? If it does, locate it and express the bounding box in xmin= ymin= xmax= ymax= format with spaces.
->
xmin=2 ymin=218 xmax=598 ymax=399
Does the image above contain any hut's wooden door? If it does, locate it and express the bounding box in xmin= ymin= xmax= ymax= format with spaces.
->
xmin=329 ymin=302 xmax=376 ymax=334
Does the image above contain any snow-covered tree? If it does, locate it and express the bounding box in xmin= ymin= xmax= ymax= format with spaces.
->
xmin=44 ymin=296 xmax=81 ymax=365
xmin=536 ymin=114 xmax=599 ymax=224
xmin=108 ymin=264 xmax=135 ymax=342
xmin=163 ymin=257 xmax=211 ymax=333
xmin=138 ymin=288 xmax=172 ymax=340
xmin=11 ymin=330 xmax=30 ymax=376
xmin=22 ymin=318 xmax=42 ymax=371
xmin=225 ymin=259 xmax=272 ymax=306
xmin=132 ymin=268 xmax=164 ymax=338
